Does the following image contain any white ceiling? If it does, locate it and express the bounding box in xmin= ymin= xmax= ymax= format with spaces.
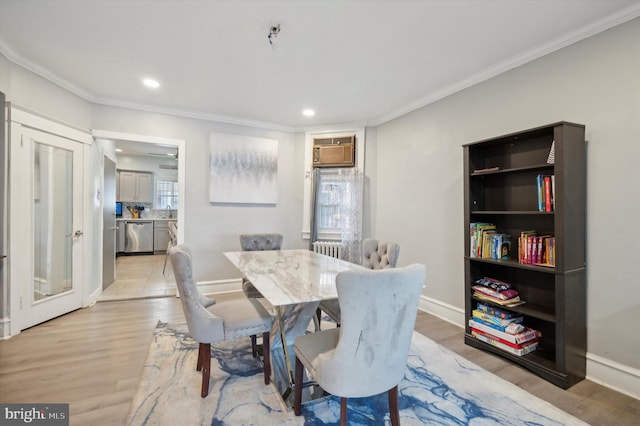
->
xmin=1 ymin=0 xmax=640 ymax=131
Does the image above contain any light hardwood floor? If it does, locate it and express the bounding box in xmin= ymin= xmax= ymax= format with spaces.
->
xmin=0 ymin=294 xmax=638 ymax=425
xmin=100 ymin=254 xmax=176 ymax=301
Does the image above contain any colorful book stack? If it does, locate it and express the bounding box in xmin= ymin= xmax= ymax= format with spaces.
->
xmin=471 ymin=277 xmax=523 ymax=307
xmin=469 ymin=302 xmax=540 ymax=356
xmin=469 ymin=222 xmax=511 ymax=260
xmin=536 ymin=174 xmax=555 ymax=212
xmin=518 ymin=231 xmax=555 ymax=267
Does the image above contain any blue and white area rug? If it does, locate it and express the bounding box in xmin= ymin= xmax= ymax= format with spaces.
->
xmin=127 ymin=322 xmax=587 ymax=425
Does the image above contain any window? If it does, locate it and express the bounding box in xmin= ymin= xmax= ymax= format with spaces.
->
xmin=316 ymin=177 xmax=344 ymax=232
xmin=155 ymin=179 xmax=179 ymax=209
xmin=313 ymin=168 xmax=362 ymax=240
xmin=302 ymin=129 xmax=365 ymax=242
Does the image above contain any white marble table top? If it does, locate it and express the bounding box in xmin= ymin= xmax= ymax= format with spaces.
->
xmin=224 ymin=249 xmax=366 ymax=307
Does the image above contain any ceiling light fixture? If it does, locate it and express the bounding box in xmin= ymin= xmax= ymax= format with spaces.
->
xmin=302 ymin=109 xmax=315 ymax=117
xmin=115 ymin=148 xmax=123 ymax=152
xmin=142 ymin=78 xmax=160 ymax=89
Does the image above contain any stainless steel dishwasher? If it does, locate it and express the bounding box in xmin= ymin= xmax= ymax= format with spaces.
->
xmin=124 ymin=220 xmax=154 ymax=253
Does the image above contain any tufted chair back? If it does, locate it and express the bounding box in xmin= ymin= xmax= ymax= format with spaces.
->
xmin=294 ymin=263 xmax=426 ymax=423
xmin=316 ymin=237 xmax=401 ymax=327
xmin=240 ymin=233 xmax=283 ymax=251
xmin=169 ymin=245 xmax=225 ymax=343
xmin=239 ymin=233 xmax=283 ymax=299
xmin=361 ymin=238 xmax=400 ymax=270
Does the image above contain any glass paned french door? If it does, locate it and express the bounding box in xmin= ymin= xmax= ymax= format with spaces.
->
xmin=9 ymin=126 xmax=84 ymax=331
xmin=33 ymin=142 xmax=74 ymax=301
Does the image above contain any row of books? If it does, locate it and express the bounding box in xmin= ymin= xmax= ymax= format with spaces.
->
xmin=469 ymin=222 xmax=511 ymax=260
xmin=469 ymin=302 xmax=540 ymax=356
xmin=536 ymin=174 xmax=555 ymax=212
xmin=518 ymin=231 xmax=555 ymax=267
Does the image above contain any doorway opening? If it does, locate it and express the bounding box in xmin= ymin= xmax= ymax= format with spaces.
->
xmin=93 ymin=130 xmax=185 ymax=301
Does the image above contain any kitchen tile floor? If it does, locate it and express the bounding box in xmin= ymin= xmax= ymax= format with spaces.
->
xmin=99 ymin=253 xmax=177 ymax=301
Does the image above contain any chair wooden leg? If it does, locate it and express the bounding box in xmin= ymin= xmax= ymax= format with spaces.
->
xmin=262 ymin=332 xmax=271 ymax=385
xmin=315 ymin=308 xmax=322 ymax=330
xmin=340 ymin=397 xmax=348 ymax=426
xmin=388 ymin=385 xmax=400 ymax=426
xmin=162 ymin=251 xmax=169 ymax=274
xmin=251 ymin=335 xmax=257 ymax=357
xmin=197 ymin=342 xmax=205 ymax=371
xmin=293 ymin=355 xmax=303 ymax=416
xmin=200 ymin=343 xmax=211 ymax=398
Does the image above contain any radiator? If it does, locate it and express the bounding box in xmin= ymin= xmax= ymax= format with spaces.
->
xmin=312 ymin=241 xmax=342 ymax=259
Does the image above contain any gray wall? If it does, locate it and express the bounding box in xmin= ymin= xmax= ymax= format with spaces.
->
xmin=91 ymin=105 xmax=307 ymax=282
xmin=373 ymin=17 xmax=640 ymax=371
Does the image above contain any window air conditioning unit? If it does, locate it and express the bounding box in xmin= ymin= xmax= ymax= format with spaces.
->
xmin=312 ymin=135 xmax=355 ymax=168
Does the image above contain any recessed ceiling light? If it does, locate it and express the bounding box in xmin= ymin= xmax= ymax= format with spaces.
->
xmin=302 ymin=109 xmax=315 ymax=117
xmin=142 ymin=78 xmax=160 ymax=89
xmin=166 ymin=153 xmax=174 ymax=156
xmin=115 ymin=148 xmax=123 ymax=152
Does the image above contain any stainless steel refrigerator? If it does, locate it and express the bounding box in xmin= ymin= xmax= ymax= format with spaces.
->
xmin=1 ymin=91 xmax=7 ymax=321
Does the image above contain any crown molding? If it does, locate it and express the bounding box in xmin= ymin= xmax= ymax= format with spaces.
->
xmin=3 ymin=3 xmax=640 ymax=132
xmin=0 ymin=41 xmax=297 ymax=133
xmin=0 ymin=40 xmax=95 ymax=101
xmin=370 ymin=3 xmax=640 ymax=127
xmin=92 ymin=98 xmax=297 ymax=133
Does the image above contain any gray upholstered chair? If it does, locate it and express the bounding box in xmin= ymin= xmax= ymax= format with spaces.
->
xmin=169 ymin=244 xmax=274 ymax=397
xmin=318 ymin=238 xmax=400 ymax=326
xmin=293 ymin=264 xmax=426 ymax=425
xmin=239 ymin=233 xmax=283 ymax=299
xmin=162 ymin=221 xmax=178 ymax=275
xmin=361 ymin=238 xmax=401 ymax=270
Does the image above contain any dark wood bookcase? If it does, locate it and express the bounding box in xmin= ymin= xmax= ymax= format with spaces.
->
xmin=463 ymin=122 xmax=586 ymax=389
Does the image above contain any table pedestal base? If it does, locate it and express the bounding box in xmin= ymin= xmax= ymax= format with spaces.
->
xmin=269 ymin=301 xmax=320 ymax=407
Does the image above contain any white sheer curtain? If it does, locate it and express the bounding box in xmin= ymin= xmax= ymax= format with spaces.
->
xmin=311 ymin=168 xmax=363 ymax=264
xmin=338 ymin=168 xmax=363 ymax=264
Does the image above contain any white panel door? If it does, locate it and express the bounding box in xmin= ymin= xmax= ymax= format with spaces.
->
xmin=10 ymin=126 xmax=84 ymax=330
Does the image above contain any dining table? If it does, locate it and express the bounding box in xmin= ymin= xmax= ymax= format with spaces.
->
xmin=223 ymin=248 xmax=366 ymax=406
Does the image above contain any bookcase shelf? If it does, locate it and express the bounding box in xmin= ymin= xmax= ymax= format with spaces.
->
xmin=463 ymin=121 xmax=586 ymax=389
xmin=470 ymin=295 xmax=556 ymax=322
xmin=472 ymin=210 xmax=553 ymax=215
xmin=471 ymin=163 xmax=554 ymax=176
xmin=466 ymin=256 xmax=556 ymax=273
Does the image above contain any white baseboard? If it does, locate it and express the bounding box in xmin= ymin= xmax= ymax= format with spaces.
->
xmin=418 ymin=295 xmax=640 ymax=401
xmin=86 ymin=286 xmax=102 ymax=307
xmin=418 ymin=295 xmax=465 ymax=328
xmin=196 ymin=278 xmax=242 ymax=296
xmin=587 ymin=353 xmax=640 ymax=400
xmin=0 ymin=317 xmax=10 ymax=340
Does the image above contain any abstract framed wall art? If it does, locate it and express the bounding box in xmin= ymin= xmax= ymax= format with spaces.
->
xmin=209 ymin=132 xmax=278 ymax=204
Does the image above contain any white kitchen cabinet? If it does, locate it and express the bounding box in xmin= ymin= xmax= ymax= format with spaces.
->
xmin=118 ymin=170 xmax=152 ymax=203
xmin=116 ymin=221 xmax=125 ymax=253
xmin=153 ymin=220 xmax=175 ymax=253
